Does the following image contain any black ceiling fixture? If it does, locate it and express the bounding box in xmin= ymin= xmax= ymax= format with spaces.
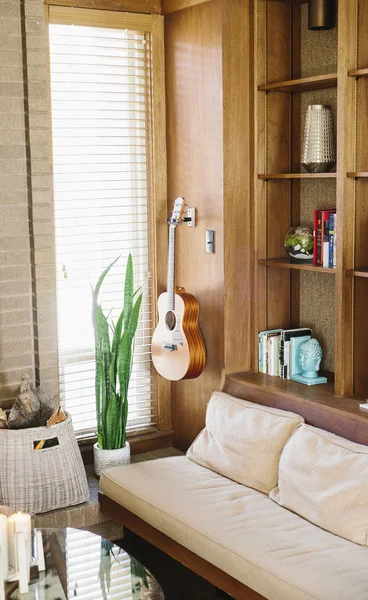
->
xmin=308 ymin=0 xmax=335 ymax=30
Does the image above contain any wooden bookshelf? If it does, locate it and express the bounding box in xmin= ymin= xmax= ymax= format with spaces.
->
xmin=259 ymin=258 xmax=336 ymax=273
xmin=258 ymin=73 xmax=337 ymax=93
xmin=253 ymin=0 xmax=360 ymax=399
xmin=348 ymin=68 xmax=368 ymax=78
xmin=347 ymin=269 xmax=368 ymax=278
xmin=227 ymin=371 xmax=334 ymax=408
xmin=258 ymin=173 xmax=336 ymax=179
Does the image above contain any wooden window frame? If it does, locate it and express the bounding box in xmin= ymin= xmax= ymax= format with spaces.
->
xmin=44 ymin=0 xmax=162 ymax=14
xmin=44 ymin=4 xmax=171 ymax=453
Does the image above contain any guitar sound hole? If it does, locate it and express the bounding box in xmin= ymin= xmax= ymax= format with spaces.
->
xmin=165 ymin=311 xmax=176 ymax=331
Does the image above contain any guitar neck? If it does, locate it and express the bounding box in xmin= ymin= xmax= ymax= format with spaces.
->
xmin=167 ymin=225 xmax=176 ymax=311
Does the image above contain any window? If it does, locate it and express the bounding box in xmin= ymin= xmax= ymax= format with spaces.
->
xmin=47 ymin=8 xmax=163 ymax=438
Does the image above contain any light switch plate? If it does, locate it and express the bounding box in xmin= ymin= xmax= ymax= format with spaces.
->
xmin=206 ymin=230 xmax=215 ymax=254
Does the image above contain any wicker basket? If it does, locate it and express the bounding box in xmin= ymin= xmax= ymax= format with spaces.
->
xmin=0 ymin=413 xmax=89 ymax=514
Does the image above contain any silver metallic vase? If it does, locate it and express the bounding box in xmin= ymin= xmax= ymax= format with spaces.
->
xmin=301 ymin=104 xmax=336 ymax=173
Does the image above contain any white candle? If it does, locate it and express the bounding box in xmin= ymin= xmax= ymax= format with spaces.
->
xmin=7 ymin=513 xmax=32 ymax=571
xmin=16 ymin=532 xmax=28 ymax=594
xmin=35 ymin=530 xmax=45 ymax=572
xmin=7 ymin=516 xmax=16 ymax=571
xmin=0 ymin=515 xmax=8 ymax=579
xmin=0 ymin=547 xmax=5 ymax=600
xmin=13 ymin=513 xmax=31 ymax=563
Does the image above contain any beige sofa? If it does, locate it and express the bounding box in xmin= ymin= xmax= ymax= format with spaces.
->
xmin=100 ymin=391 xmax=368 ymax=600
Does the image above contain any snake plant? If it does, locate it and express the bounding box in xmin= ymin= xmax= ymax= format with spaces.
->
xmin=92 ymin=254 xmax=142 ymax=450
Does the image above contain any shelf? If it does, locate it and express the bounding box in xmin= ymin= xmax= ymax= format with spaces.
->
xmin=258 ymin=173 xmax=337 ymax=180
xmin=258 ymin=73 xmax=337 ymax=93
xmin=347 ymin=269 xmax=368 ymax=278
xmin=347 ymin=172 xmax=368 ymax=178
xmin=259 ymin=258 xmax=336 ymax=273
xmin=223 ymin=371 xmax=368 ymax=444
xmin=223 ymin=372 xmax=368 ymax=447
xmin=348 ymin=68 xmax=368 ymax=78
xmin=227 ymin=370 xmax=335 ymax=405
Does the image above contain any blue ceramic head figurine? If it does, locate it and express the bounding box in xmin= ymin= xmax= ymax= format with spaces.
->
xmin=299 ymin=338 xmax=322 ymax=379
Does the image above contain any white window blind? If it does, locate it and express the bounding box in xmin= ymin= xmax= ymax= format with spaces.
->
xmin=65 ymin=529 xmax=154 ymax=599
xmin=48 ymin=17 xmax=157 ymax=437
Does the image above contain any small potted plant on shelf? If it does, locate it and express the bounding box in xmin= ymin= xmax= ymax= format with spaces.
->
xmin=92 ymin=254 xmax=142 ymax=476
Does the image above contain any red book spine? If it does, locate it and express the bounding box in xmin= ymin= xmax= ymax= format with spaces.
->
xmin=314 ymin=210 xmax=323 ymax=265
xmin=321 ymin=210 xmax=336 ymax=266
xmin=313 ymin=210 xmax=319 ymax=266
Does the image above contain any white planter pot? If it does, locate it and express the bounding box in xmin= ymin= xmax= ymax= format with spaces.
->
xmin=93 ymin=441 xmax=130 ymax=477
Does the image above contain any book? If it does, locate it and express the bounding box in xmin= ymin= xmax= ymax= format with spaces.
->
xmin=286 ymin=342 xmax=291 ymax=380
xmin=258 ymin=333 xmax=264 ymax=372
xmin=313 ymin=209 xmax=336 ymax=266
xmin=262 ymin=334 xmax=268 ymax=373
xmin=323 ymin=218 xmax=330 ymax=268
xmin=269 ymin=334 xmax=281 ymax=376
xmin=313 ymin=209 xmax=335 ymax=266
xmin=258 ymin=329 xmax=283 ymax=375
xmin=265 ymin=331 xmax=282 ymax=376
xmin=280 ymin=328 xmax=312 ymax=379
xmin=313 ymin=210 xmax=322 ymax=266
xmin=321 ymin=210 xmax=335 ymax=267
xmin=333 ymin=213 xmax=337 ymax=268
xmin=328 ymin=213 xmax=335 ymax=269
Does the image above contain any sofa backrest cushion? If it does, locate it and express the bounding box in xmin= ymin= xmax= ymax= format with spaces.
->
xmin=186 ymin=391 xmax=304 ymax=494
xmin=270 ymin=423 xmax=368 ymax=545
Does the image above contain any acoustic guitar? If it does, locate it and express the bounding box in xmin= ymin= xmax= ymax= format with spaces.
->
xmin=151 ymin=197 xmax=206 ymax=381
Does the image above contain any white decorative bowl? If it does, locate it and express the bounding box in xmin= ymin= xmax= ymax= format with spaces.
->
xmin=93 ymin=441 xmax=130 ymax=477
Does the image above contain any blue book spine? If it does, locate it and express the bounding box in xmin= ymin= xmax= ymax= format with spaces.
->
xmin=259 ymin=334 xmax=263 ymax=372
xmin=328 ymin=214 xmax=335 ymax=269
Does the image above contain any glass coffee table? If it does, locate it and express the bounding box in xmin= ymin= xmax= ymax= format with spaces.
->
xmin=8 ymin=528 xmax=164 ymax=600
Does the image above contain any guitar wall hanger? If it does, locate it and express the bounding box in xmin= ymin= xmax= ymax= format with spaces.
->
xmin=165 ymin=207 xmax=196 ymax=227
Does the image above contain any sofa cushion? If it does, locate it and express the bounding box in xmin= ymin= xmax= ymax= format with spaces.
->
xmin=186 ymin=391 xmax=304 ymax=494
xmin=270 ymin=423 xmax=368 ymax=545
xmin=100 ymin=456 xmax=368 ymax=600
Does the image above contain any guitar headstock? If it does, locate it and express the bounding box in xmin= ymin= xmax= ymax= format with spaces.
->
xmin=167 ymin=197 xmax=186 ymax=226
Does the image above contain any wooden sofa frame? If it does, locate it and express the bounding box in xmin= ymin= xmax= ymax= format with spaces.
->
xmin=99 ymin=373 xmax=368 ymax=600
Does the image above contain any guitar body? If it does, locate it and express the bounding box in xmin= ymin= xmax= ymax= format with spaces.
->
xmin=152 ymin=291 xmax=206 ymax=381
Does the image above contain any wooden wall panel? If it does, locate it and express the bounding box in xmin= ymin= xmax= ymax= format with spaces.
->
xmin=290 ymin=4 xmax=301 ymax=328
xmin=162 ymin=0 xmax=211 ymax=14
xmin=150 ymin=14 xmax=172 ymax=429
xmin=259 ymin=1 xmax=292 ymax=332
xmin=335 ymin=0 xmax=357 ymax=395
xmin=222 ymin=0 xmax=254 ymax=374
xmin=358 ymin=0 xmax=368 ymax=70
xmin=353 ymin=0 xmax=368 ymax=394
xmin=165 ymin=1 xmax=224 ymax=451
xmin=254 ymin=0 xmax=267 ymax=364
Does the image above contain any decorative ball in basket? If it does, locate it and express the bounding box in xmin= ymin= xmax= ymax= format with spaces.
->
xmin=284 ymin=226 xmax=314 ymax=263
xmin=0 ymin=375 xmax=89 ymax=514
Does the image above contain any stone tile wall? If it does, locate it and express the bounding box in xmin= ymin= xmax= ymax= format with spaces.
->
xmin=0 ymin=0 xmax=58 ymax=408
